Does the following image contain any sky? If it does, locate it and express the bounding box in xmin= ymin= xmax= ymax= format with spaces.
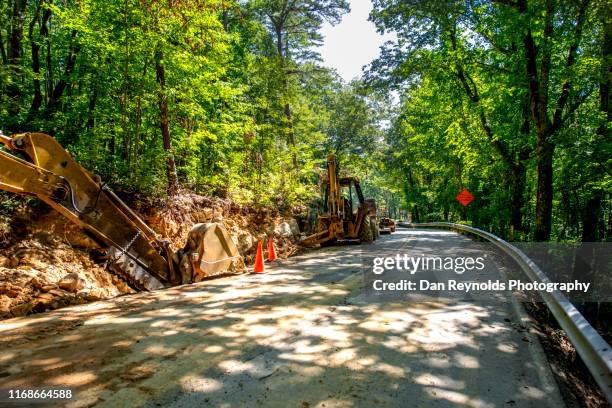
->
xmin=319 ymin=0 xmax=395 ymax=82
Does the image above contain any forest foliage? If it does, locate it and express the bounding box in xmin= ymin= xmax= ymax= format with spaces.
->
xmin=369 ymin=0 xmax=610 ymax=242
xmin=0 ymin=0 xmax=609 ymax=242
xmin=0 ymin=0 xmax=384 ymax=207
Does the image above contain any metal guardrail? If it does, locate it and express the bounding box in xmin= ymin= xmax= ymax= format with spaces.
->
xmin=398 ymin=222 xmax=612 ymax=403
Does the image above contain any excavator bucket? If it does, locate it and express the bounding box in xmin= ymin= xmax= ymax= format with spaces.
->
xmin=181 ymin=223 xmax=241 ymax=283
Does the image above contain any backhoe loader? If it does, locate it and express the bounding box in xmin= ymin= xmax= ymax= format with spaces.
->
xmin=0 ymin=131 xmax=240 ymax=291
xmin=301 ymin=154 xmax=378 ymax=246
xmin=379 ymin=210 xmax=396 ymax=234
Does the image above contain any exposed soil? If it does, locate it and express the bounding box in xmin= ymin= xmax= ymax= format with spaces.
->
xmin=126 ymin=191 xmax=302 ymax=264
xmin=0 ymin=192 xmax=303 ymax=320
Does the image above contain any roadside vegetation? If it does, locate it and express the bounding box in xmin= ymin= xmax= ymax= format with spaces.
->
xmin=1 ymin=0 xmax=608 ymax=242
xmin=368 ymin=0 xmax=610 ymax=243
xmin=0 ymin=0 xmax=608 ymax=243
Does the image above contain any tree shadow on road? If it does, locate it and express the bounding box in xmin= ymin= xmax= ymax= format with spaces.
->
xmin=0 ymin=231 xmax=562 ymax=407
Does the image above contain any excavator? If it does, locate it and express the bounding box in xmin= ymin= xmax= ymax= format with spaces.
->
xmin=0 ymin=131 xmax=240 ymax=291
xmin=301 ymin=154 xmax=378 ymax=246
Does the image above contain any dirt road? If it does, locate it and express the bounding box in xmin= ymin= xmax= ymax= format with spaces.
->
xmin=0 ymin=229 xmax=565 ymax=407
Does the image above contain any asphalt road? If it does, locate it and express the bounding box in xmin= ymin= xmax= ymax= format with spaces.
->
xmin=0 ymin=228 xmax=565 ymax=408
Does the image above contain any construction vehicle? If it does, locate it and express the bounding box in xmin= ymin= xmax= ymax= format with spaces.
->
xmin=379 ymin=216 xmax=396 ymax=234
xmin=0 ymin=132 xmax=240 ymax=291
xmin=301 ymin=154 xmax=378 ymax=246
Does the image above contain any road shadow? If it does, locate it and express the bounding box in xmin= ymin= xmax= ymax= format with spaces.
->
xmin=0 ymin=229 xmax=562 ymax=407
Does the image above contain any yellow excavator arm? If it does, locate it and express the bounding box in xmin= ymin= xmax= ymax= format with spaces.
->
xmin=0 ymin=131 xmax=240 ymax=290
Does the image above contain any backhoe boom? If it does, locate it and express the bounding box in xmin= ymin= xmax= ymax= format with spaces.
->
xmin=0 ymin=132 xmax=175 ymax=290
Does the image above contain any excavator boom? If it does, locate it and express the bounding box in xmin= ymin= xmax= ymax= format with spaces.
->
xmin=0 ymin=132 xmax=177 ymax=290
xmin=0 ymin=131 xmax=243 ymax=291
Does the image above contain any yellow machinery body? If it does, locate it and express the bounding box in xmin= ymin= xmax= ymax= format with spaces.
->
xmin=379 ymin=217 xmax=396 ymax=234
xmin=301 ymin=154 xmax=378 ymax=246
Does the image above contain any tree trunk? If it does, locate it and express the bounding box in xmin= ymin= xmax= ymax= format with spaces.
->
xmin=274 ymin=24 xmax=297 ymax=167
xmin=222 ymin=10 xmax=229 ymax=32
xmin=121 ymin=0 xmax=130 ymax=162
xmin=510 ymin=162 xmax=526 ymax=233
xmin=525 ymin=27 xmax=555 ymax=242
xmin=579 ymin=10 xmax=610 ymax=243
xmin=581 ymin=192 xmax=602 ymax=242
xmin=412 ymin=206 xmax=420 ymax=223
xmin=511 ymin=95 xmax=532 ymax=235
xmin=86 ymin=79 xmax=98 ymax=130
xmin=109 ymin=133 xmax=116 ymax=157
xmin=406 ymin=168 xmax=420 ymax=222
xmin=43 ymin=10 xmax=52 ymax=99
xmin=155 ymin=47 xmax=179 ymax=196
xmin=521 ymin=0 xmax=590 ymax=241
xmin=599 ymin=10 xmax=611 ymax=133
xmin=284 ymin=99 xmax=297 ymax=164
xmin=452 ymin=43 xmax=529 ymax=233
xmin=7 ymin=0 xmax=28 ymax=117
xmin=607 ymin=210 xmax=612 ymax=241
xmin=29 ymin=0 xmax=43 ymax=113
xmin=275 ymin=25 xmax=283 ymax=58
xmin=134 ymin=58 xmax=148 ymax=161
xmin=8 ymin=0 xmax=26 ymax=67
xmin=47 ymin=29 xmax=79 ymax=113
xmin=573 ymin=190 xmax=601 ymax=318
xmin=534 ymin=138 xmax=554 ymax=241
xmin=0 ymin=29 xmax=7 ymax=64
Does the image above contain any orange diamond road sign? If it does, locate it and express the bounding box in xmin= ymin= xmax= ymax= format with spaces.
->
xmin=456 ymin=188 xmax=474 ymax=207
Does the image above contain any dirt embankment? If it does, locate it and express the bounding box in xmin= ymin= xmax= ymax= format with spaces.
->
xmin=0 ymin=192 xmax=303 ymax=320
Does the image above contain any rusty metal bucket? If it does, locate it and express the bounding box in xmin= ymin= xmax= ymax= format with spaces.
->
xmin=182 ymin=222 xmax=242 ymax=282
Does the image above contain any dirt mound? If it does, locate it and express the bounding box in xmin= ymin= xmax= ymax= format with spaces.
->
xmin=133 ymin=191 xmax=301 ymax=265
xmin=0 ymin=217 xmax=134 ymax=319
xmin=0 ymin=192 xmax=303 ymax=320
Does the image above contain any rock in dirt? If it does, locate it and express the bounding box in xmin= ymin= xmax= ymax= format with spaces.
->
xmin=212 ymin=208 xmax=224 ymax=222
xmin=0 ymin=295 xmax=11 ymax=314
xmin=41 ymin=284 xmax=58 ymax=292
xmin=288 ymin=218 xmax=300 ymax=236
xmin=37 ymin=293 xmax=55 ymax=301
xmin=29 ymin=277 xmax=44 ymax=289
xmin=191 ymin=208 xmax=213 ymax=223
xmin=8 ymin=257 xmax=19 ymax=268
xmin=48 ymin=289 xmax=68 ymax=297
xmin=10 ymin=301 xmax=33 ymax=317
xmin=57 ymin=272 xmax=86 ymax=293
xmin=0 ymin=283 xmax=21 ymax=298
xmin=236 ymin=233 xmax=255 ymax=253
xmin=33 ymin=231 xmax=57 ymax=246
xmin=33 ymin=294 xmax=55 ymax=312
xmin=274 ymin=222 xmax=294 ymax=238
xmin=77 ymin=290 xmax=101 ymax=301
xmin=84 ymin=289 xmax=103 ymax=301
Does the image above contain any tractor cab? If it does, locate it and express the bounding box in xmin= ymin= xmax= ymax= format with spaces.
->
xmin=322 ymin=176 xmax=364 ymax=223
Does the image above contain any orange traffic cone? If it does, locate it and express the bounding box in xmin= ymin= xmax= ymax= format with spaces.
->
xmin=254 ymin=240 xmax=264 ymax=273
xmin=268 ymin=238 xmax=277 ymax=262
